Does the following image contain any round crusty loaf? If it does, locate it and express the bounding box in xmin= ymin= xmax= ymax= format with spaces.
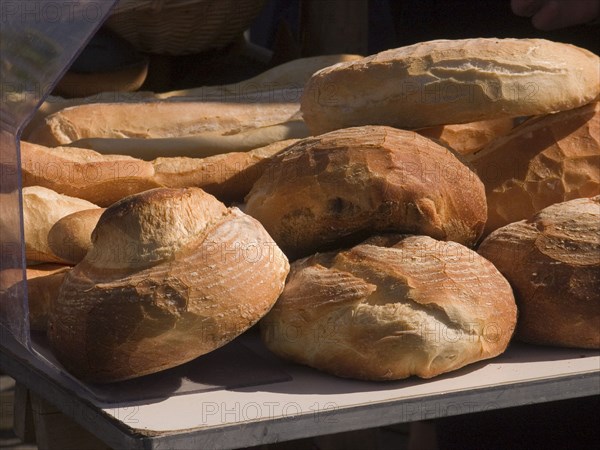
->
xmin=244 ymin=126 xmax=487 ymax=259
xmin=261 ymin=234 xmax=517 ymax=380
xmin=470 ymin=101 xmax=600 ymax=236
xmin=47 ymin=208 xmax=105 ymax=265
xmin=48 ymin=187 xmax=289 ymax=382
xmin=21 ymin=186 xmax=99 ymax=264
xmin=478 ymin=196 xmax=600 ymax=349
xmin=301 ymin=38 xmax=600 ymax=135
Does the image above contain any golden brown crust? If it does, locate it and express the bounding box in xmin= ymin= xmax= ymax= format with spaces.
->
xmin=0 ymin=265 xmax=70 ymax=332
xmin=470 ymin=101 xmax=600 ymax=236
xmin=19 ymin=141 xmax=161 ymax=207
xmin=28 ymin=101 xmax=300 ymax=147
xmin=47 ymin=187 xmax=289 ymax=382
xmin=47 ymin=208 xmax=105 ymax=265
xmin=301 ymin=38 xmax=600 ymax=134
xmin=244 ymin=126 xmax=487 ymax=259
xmin=261 ymin=235 xmax=517 ymax=380
xmin=153 ymin=139 xmax=299 ymax=203
xmin=416 ymin=117 xmax=516 ymax=156
xmin=22 ymin=186 xmax=99 ymax=263
xmin=478 ymin=196 xmax=600 ymax=349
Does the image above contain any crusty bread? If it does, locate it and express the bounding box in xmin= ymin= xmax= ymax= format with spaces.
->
xmin=23 ymin=54 xmax=362 ymax=141
xmin=470 ymin=101 xmax=600 ymax=236
xmin=22 ymin=186 xmax=99 ymax=264
xmin=48 ymin=187 xmax=289 ymax=382
xmin=0 ymin=264 xmax=70 ymax=332
xmin=261 ymin=234 xmax=517 ymax=380
xmin=478 ymin=196 xmax=600 ymax=349
xmin=153 ymin=139 xmax=298 ymax=203
xmin=48 ymin=208 xmax=105 ymax=265
xmin=19 ymin=139 xmax=299 ymax=206
xmin=301 ymin=38 xmax=600 ymax=134
xmin=28 ymin=100 xmax=300 ymax=147
xmin=70 ymin=120 xmax=308 ymax=160
xmin=244 ymin=126 xmax=487 ymax=259
xmin=416 ymin=117 xmax=516 ymax=156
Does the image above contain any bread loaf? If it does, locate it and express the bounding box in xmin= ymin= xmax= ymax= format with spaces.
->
xmin=22 ymin=186 xmax=99 ymax=263
xmin=19 ymin=140 xmax=299 ymax=206
xmin=416 ymin=117 xmax=516 ymax=156
xmin=0 ymin=264 xmax=70 ymax=332
xmin=23 ymin=54 xmax=362 ymax=141
xmin=478 ymin=196 xmax=600 ymax=349
xmin=153 ymin=139 xmax=298 ymax=203
xmin=47 ymin=208 xmax=105 ymax=265
xmin=48 ymin=187 xmax=289 ymax=382
xmin=261 ymin=234 xmax=517 ymax=380
xmin=28 ymin=100 xmax=300 ymax=147
xmin=244 ymin=126 xmax=487 ymax=259
xmin=301 ymin=38 xmax=600 ymax=134
xmin=19 ymin=141 xmax=161 ymax=207
xmin=470 ymin=101 xmax=600 ymax=236
xmin=70 ymin=120 xmax=308 ymax=160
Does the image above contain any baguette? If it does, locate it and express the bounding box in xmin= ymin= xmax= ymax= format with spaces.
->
xmin=19 ymin=139 xmax=298 ymax=206
xmin=27 ymin=100 xmax=300 ymax=147
xmin=23 ymin=54 xmax=362 ymax=141
xmin=69 ymin=120 xmax=309 ymax=160
xmin=301 ymin=38 xmax=600 ymax=134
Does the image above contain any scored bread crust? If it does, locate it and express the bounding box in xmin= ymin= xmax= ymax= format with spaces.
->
xmin=301 ymin=38 xmax=600 ymax=134
xmin=47 ymin=187 xmax=289 ymax=382
xmin=245 ymin=126 xmax=487 ymax=259
xmin=478 ymin=196 xmax=600 ymax=349
xmin=261 ymin=234 xmax=517 ymax=380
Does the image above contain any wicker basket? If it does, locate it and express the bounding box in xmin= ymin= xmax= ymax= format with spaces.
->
xmin=105 ymin=0 xmax=267 ymax=55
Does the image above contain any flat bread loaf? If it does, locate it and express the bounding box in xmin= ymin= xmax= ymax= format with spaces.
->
xmin=301 ymin=38 xmax=600 ymax=134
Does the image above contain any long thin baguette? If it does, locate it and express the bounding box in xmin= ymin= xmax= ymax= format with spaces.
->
xmin=18 ymin=139 xmax=296 ymax=206
xmin=70 ymin=120 xmax=309 ymax=160
xmin=28 ymin=101 xmax=300 ymax=147
xmin=23 ymin=54 xmax=362 ymax=141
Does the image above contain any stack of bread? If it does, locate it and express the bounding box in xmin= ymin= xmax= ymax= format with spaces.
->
xmin=4 ymin=38 xmax=598 ymax=383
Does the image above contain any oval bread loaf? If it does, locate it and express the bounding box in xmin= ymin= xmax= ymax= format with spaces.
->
xmin=301 ymin=38 xmax=600 ymax=134
xmin=48 ymin=187 xmax=289 ymax=382
xmin=261 ymin=234 xmax=517 ymax=380
xmin=478 ymin=196 xmax=600 ymax=349
xmin=245 ymin=126 xmax=487 ymax=259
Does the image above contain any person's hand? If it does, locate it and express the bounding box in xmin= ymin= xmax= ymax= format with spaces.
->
xmin=511 ymin=0 xmax=600 ymax=30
